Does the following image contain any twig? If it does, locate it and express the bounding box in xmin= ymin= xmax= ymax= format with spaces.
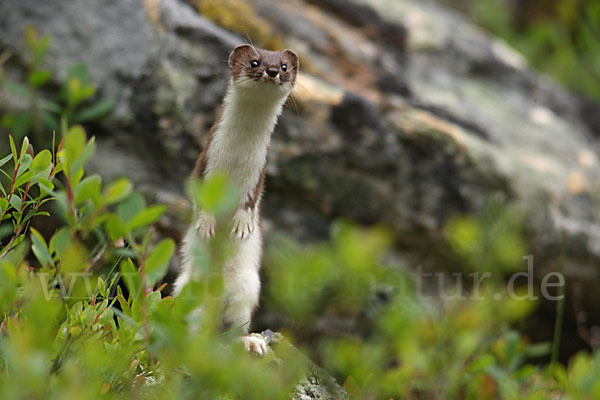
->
xmin=49 ymin=335 xmax=72 ymax=374
xmin=84 ymin=242 xmax=108 ymax=273
xmin=0 ymin=225 xmax=24 ymax=259
xmin=0 ymin=160 xmax=20 ymax=221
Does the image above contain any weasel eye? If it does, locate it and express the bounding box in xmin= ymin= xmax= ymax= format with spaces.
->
xmin=250 ymin=60 xmax=259 ymax=68
xmin=281 ymin=64 xmax=287 ymax=72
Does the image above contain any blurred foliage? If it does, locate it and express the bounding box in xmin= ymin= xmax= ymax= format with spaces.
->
xmin=0 ymin=25 xmax=115 ymax=149
xmin=446 ymin=197 xmax=526 ymax=275
xmin=470 ymin=0 xmax=600 ymax=102
xmin=1 ymin=126 xmax=600 ymax=398
xmin=0 ymin=17 xmax=599 ymax=400
xmin=194 ymin=0 xmax=284 ymax=50
xmin=0 ymin=126 xmax=305 ymax=400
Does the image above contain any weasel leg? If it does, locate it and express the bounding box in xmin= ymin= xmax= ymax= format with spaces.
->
xmin=195 ymin=210 xmax=216 ymax=239
xmin=231 ymin=208 xmax=254 ymax=239
xmin=241 ymin=334 xmax=267 ymax=356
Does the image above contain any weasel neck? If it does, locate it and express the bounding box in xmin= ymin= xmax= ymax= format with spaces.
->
xmin=221 ymin=83 xmax=288 ymax=139
xmin=204 ymin=83 xmax=289 ymax=198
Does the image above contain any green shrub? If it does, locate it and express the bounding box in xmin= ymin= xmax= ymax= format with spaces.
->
xmin=471 ymin=0 xmax=600 ymax=102
xmin=0 ymin=25 xmax=115 ymax=148
xmin=2 ymin=128 xmax=600 ymax=399
xmin=0 ymin=127 xmax=309 ymax=399
xmin=2 ymin=16 xmax=600 ymax=400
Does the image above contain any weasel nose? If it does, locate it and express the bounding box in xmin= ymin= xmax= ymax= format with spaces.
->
xmin=266 ymin=67 xmax=279 ymax=77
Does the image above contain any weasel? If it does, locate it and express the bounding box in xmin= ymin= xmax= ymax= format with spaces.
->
xmin=173 ymin=45 xmax=298 ymax=355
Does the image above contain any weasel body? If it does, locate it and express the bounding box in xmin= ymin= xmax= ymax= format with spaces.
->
xmin=173 ymin=45 xmax=298 ymax=354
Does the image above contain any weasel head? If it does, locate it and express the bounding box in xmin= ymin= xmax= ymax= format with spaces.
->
xmin=228 ymin=45 xmax=298 ymax=98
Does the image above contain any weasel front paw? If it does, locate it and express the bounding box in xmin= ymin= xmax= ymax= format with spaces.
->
xmin=241 ymin=334 xmax=267 ymax=356
xmin=231 ymin=209 xmax=254 ymax=239
xmin=194 ymin=211 xmax=216 ymax=240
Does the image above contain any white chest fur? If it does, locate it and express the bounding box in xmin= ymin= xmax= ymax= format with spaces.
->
xmin=205 ymin=83 xmax=288 ymax=200
xmin=174 ymin=80 xmax=291 ymax=332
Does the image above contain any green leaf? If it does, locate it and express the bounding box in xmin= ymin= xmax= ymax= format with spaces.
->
xmin=97 ymin=307 xmax=114 ymax=326
xmin=16 ymin=154 xmax=32 ymax=179
xmin=127 ymin=205 xmax=166 ymax=231
xmin=0 ymin=234 xmax=26 ymax=261
xmin=524 ymin=342 xmax=551 ymax=358
xmin=97 ymin=276 xmax=107 ymax=297
xmin=0 ymin=198 xmax=8 ymax=215
xmin=74 ymin=174 xmax=102 ymax=206
xmin=120 ymin=258 xmax=141 ymax=300
xmin=32 ymin=34 xmax=51 ymax=65
xmin=72 ymin=98 xmax=116 ymax=123
xmin=14 ymin=170 xmax=34 ymax=188
xmin=76 ymin=85 xmax=96 ymax=104
xmin=131 ymin=298 xmax=143 ymax=324
xmin=31 ymin=150 xmax=52 ymax=173
xmin=49 ymin=227 xmax=70 ymax=257
xmin=115 ymin=297 xmax=133 ymax=321
xmin=37 ymin=177 xmax=55 ymax=196
xmin=30 ymin=227 xmax=55 ymax=268
xmin=70 ymin=167 xmax=84 ymax=189
xmin=39 ymin=99 xmax=62 ymax=114
xmin=116 ymin=286 xmax=132 ymax=313
xmin=0 ymin=154 xmax=12 ymax=169
xmin=28 ymin=69 xmax=52 ymax=87
xmin=69 ymin=137 xmax=95 ymax=180
xmin=19 ymin=136 xmax=30 ymax=161
xmin=104 ymin=178 xmax=133 ymax=205
xmin=9 ymin=135 xmax=17 ymax=164
xmin=52 ymin=228 xmax=86 ymax=273
xmin=9 ymin=195 xmax=22 ymax=210
xmin=24 ymin=24 xmax=37 ymax=48
xmin=106 ymin=214 xmax=127 ymax=241
xmin=21 ymin=208 xmax=40 ymax=225
xmin=62 ymin=124 xmax=86 ymax=177
xmin=60 ymin=115 xmax=68 ymax=138
xmin=145 ymin=238 xmax=175 ymax=287
xmin=66 ymin=62 xmax=90 ymax=83
xmin=116 ymin=193 xmax=146 ymax=223
xmin=146 ymin=290 xmax=162 ymax=312
xmin=65 ymin=67 xmax=96 ymax=108
xmin=187 ymin=173 xmax=239 ymax=215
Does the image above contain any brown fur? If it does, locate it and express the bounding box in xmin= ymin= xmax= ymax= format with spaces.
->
xmin=228 ymin=44 xmax=298 ymax=85
xmin=192 ymin=105 xmax=222 ymax=178
xmin=243 ymin=166 xmax=266 ymax=211
xmin=192 ymin=45 xmax=298 ymax=205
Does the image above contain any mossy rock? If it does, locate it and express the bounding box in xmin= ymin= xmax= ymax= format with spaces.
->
xmin=195 ymin=0 xmax=284 ymax=50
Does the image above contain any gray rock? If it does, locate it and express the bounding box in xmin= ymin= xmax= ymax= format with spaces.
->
xmin=2 ymin=0 xmax=600 ymax=349
xmin=261 ymin=330 xmax=349 ymax=400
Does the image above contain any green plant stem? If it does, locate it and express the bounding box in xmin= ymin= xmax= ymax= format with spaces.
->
xmin=139 ymin=253 xmax=150 ymax=347
xmin=49 ymin=335 xmax=73 ymax=374
xmin=0 ymin=224 xmax=24 ymax=259
xmin=19 ymin=180 xmax=31 ymax=213
xmin=1 ymin=160 xmax=21 ymax=221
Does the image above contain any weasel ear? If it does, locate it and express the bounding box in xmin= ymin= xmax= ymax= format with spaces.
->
xmin=283 ymin=49 xmax=299 ymax=71
xmin=229 ymin=44 xmax=257 ymax=68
